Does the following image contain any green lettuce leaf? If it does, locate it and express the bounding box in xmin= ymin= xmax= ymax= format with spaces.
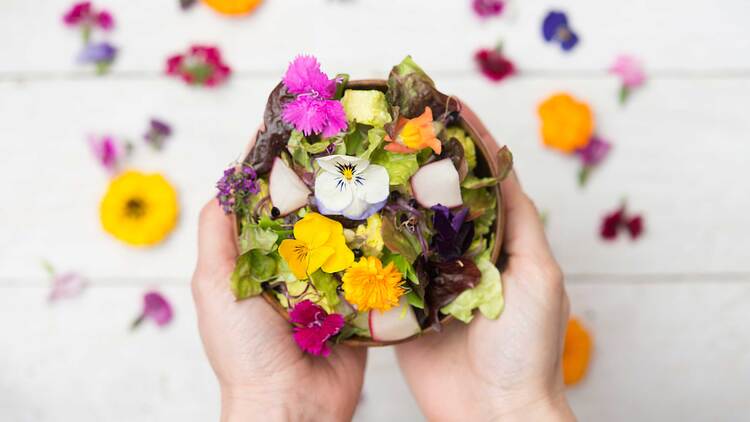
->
xmin=239 ymin=224 xmax=278 ymax=255
xmin=341 ymin=89 xmax=393 ymax=128
xmin=231 ymin=250 xmax=278 ymax=300
xmin=287 ymin=130 xmax=312 ymax=171
xmin=361 ymin=127 xmax=385 ymax=161
xmin=462 ymin=176 xmax=498 ymax=190
xmin=381 ymin=216 xmax=421 ymax=263
xmin=440 ymin=257 xmax=504 ymax=323
xmin=371 ymin=149 xmax=419 ymax=186
xmin=444 ymin=127 xmax=477 ymax=171
xmin=309 ymin=270 xmax=341 ymax=310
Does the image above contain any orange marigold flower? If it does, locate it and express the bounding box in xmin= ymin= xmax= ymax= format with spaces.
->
xmin=201 ymin=0 xmax=262 ymax=16
xmin=384 ymin=106 xmax=442 ymax=154
xmin=538 ymin=93 xmax=594 ymax=153
xmin=342 ymin=256 xmax=405 ymax=312
xmin=563 ymin=318 xmax=593 ymax=385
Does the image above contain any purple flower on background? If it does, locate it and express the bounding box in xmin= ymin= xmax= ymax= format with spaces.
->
xmin=144 ymin=118 xmax=173 ymax=150
xmin=281 ymin=55 xmax=348 ymax=138
xmin=216 ymin=165 xmax=261 ymax=214
xmin=610 ymin=55 xmax=646 ymax=104
xmin=89 ymin=135 xmax=122 ymax=173
xmin=165 ymin=45 xmax=232 ymax=87
xmin=575 ymin=136 xmax=611 ymax=186
xmin=600 ymin=203 xmax=644 ymax=241
xmin=132 ymin=291 xmax=174 ymax=329
xmin=289 ymin=300 xmax=344 ymax=356
xmin=475 ymin=46 xmax=516 ymax=82
xmin=431 ymin=204 xmax=475 ymax=260
xmin=78 ymin=42 xmax=117 ymax=63
xmin=472 ymin=0 xmax=505 ymax=18
xmin=43 ymin=261 xmax=87 ymax=302
xmin=542 ymin=11 xmax=579 ymax=51
xmin=180 ymin=0 xmax=198 ymax=10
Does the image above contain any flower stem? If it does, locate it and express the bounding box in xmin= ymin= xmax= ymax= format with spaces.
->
xmin=619 ymin=85 xmax=630 ymax=105
xmin=131 ymin=313 xmax=146 ymax=330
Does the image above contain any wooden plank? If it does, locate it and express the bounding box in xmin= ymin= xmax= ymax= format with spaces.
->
xmin=2 ymin=0 xmax=750 ymax=75
xmin=1 ymin=76 xmax=748 ymax=279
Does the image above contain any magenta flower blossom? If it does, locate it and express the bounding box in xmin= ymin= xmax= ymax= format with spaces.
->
xmin=89 ymin=135 xmax=122 ymax=173
xmin=289 ymin=300 xmax=344 ymax=356
xmin=474 ymin=46 xmax=516 ymax=82
xmin=132 ymin=291 xmax=174 ymax=329
xmin=166 ymin=45 xmax=231 ymax=87
xmin=472 ymin=0 xmax=505 ymax=18
xmin=43 ymin=262 xmax=87 ymax=302
xmin=63 ymin=2 xmax=114 ymax=31
xmin=575 ymin=136 xmax=611 ymax=186
xmin=610 ymin=55 xmax=646 ymax=104
xmin=281 ymin=55 xmax=348 ymax=138
xmin=600 ymin=202 xmax=644 ymax=241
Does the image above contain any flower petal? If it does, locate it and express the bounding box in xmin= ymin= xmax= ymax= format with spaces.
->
xmin=321 ymin=238 xmax=355 ymax=274
xmin=316 ymin=154 xmax=369 ymax=175
xmin=293 ymin=213 xmax=332 ymax=248
xmin=314 ymin=170 xmax=353 ymax=212
xmin=307 ymin=245 xmax=335 ymax=275
xmin=359 ymin=164 xmax=390 ymax=204
xmin=279 ymin=239 xmax=310 ymax=280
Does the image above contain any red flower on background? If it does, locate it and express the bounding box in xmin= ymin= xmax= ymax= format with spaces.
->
xmin=475 ymin=47 xmax=516 ymax=82
xmin=472 ymin=0 xmax=505 ymax=18
xmin=600 ymin=202 xmax=644 ymax=240
xmin=63 ymin=1 xmax=114 ymax=30
xmin=165 ymin=45 xmax=231 ymax=87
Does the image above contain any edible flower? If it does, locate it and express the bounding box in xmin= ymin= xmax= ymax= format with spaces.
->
xmin=600 ymin=201 xmax=644 ymax=240
xmin=89 ymin=135 xmax=123 ymax=174
xmin=63 ymin=2 xmax=114 ymax=41
xmin=472 ymin=0 xmax=505 ymax=18
xmin=474 ymin=44 xmax=516 ymax=82
xmin=342 ymin=256 xmax=405 ymax=312
xmin=609 ymin=55 xmax=646 ymax=105
xmin=215 ymin=164 xmax=260 ymax=214
xmin=77 ymin=41 xmax=117 ymax=74
xmin=201 ymin=0 xmax=263 ymax=16
xmin=575 ymin=136 xmax=611 ymax=186
xmin=354 ymin=214 xmax=385 ymax=257
xmin=538 ymin=93 xmax=593 ymax=153
xmin=563 ymin=318 xmax=592 ymax=385
xmin=281 ymin=55 xmax=348 ymax=138
xmin=279 ymin=213 xmax=354 ymax=280
xmin=431 ymin=205 xmax=475 ymax=260
xmin=542 ymin=11 xmax=579 ymax=51
xmin=143 ymin=118 xmax=173 ymax=150
xmin=43 ymin=261 xmax=88 ymax=302
xmin=384 ymin=107 xmax=442 ymax=154
xmin=165 ymin=45 xmax=231 ymax=87
xmin=289 ymin=300 xmax=344 ymax=356
xmin=100 ymin=170 xmax=179 ymax=247
xmin=314 ymin=155 xmax=390 ymax=220
xmin=132 ymin=291 xmax=174 ymax=329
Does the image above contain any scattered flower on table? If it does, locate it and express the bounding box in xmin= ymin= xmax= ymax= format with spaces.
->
xmin=474 ymin=44 xmax=516 ymax=82
xmin=575 ymin=136 xmax=611 ymax=186
xmin=542 ymin=10 xmax=579 ymax=52
xmin=314 ymin=155 xmax=390 ymax=220
xmin=609 ymin=55 xmax=646 ymax=105
xmin=143 ymin=118 xmax=173 ymax=150
xmin=278 ymin=213 xmax=354 ymax=280
xmin=166 ymin=45 xmax=231 ymax=87
xmin=563 ymin=318 xmax=592 ymax=386
xmin=289 ymin=300 xmax=344 ymax=356
xmin=538 ymin=93 xmax=593 ymax=153
xmin=384 ymin=107 xmax=442 ymax=154
xmin=216 ymin=164 xmax=260 ymax=214
xmin=100 ymin=170 xmax=179 ymax=247
xmin=281 ymin=55 xmax=348 ymax=137
xmin=472 ymin=0 xmax=505 ymax=18
xmin=600 ymin=201 xmax=644 ymax=240
xmin=342 ymin=256 xmax=405 ymax=312
xmin=179 ymin=0 xmax=198 ymax=10
xmin=201 ymin=0 xmax=263 ymax=16
xmin=78 ymin=41 xmax=117 ymax=75
xmin=89 ymin=135 xmax=124 ymax=174
xmin=63 ymin=2 xmax=117 ymax=74
xmin=132 ymin=291 xmax=174 ymax=329
xmin=42 ymin=261 xmax=88 ymax=302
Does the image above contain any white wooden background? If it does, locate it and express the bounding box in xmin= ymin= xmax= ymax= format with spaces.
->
xmin=2 ymin=0 xmax=749 ymax=420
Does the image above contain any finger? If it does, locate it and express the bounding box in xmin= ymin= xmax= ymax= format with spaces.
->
xmin=500 ymin=171 xmax=551 ymax=257
xmin=197 ymin=199 xmax=238 ymax=274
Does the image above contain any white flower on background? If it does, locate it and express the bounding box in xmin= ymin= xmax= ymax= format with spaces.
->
xmin=314 ymin=155 xmax=389 ymax=220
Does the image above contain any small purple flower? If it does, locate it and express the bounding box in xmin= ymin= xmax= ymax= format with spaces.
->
xmin=431 ymin=204 xmax=475 ymax=260
xmin=576 ymin=136 xmax=611 ymax=186
xmin=542 ymin=11 xmax=579 ymax=51
xmin=472 ymin=0 xmax=505 ymax=18
xmin=132 ymin=291 xmax=174 ymax=329
xmin=216 ymin=165 xmax=261 ymax=214
xmin=78 ymin=42 xmax=117 ymax=64
xmin=89 ymin=135 xmax=122 ymax=173
xmin=143 ymin=118 xmax=173 ymax=150
xmin=43 ymin=262 xmax=88 ymax=302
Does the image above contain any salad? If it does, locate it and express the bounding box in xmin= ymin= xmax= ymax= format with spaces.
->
xmin=216 ymin=55 xmax=513 ymax=356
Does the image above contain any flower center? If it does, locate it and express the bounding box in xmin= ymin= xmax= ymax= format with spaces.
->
xmin=293 ymin=244 xmax=309 ymax=261
xmin=336 ymin=162 xmax=357 ymax=181
xmin=124 ymin=198 xmax=147 ymax=219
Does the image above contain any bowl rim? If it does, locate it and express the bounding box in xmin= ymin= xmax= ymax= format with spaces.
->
xmin=242 ymin=79 xmax=505 ymax=347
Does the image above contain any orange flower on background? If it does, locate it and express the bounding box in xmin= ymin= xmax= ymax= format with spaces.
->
xmin=201 ymin=0 xmax=262 ymax=15
xmin=538 ymin=93 xmax=594 ymax=153
xmin=384 ymin=107 xmax=442 ymax=154
xmin=563 ymin=318 xmax=593 ymax=385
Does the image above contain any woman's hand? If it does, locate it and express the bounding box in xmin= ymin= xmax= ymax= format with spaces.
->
xmin=395 ymin=107 xmax=574 ymax=421
xmin=191 ymin=201 xmax=367 ymax=422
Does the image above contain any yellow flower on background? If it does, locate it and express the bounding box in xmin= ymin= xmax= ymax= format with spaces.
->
xmin=538 ymin=93 xmax=594 ymax=153
xmin=342 ymin=256 xmax=405 ymax=312
xmin=563 ymin=318 xmax=593 ymax=386
xmin=355 ymin=214 xmax=384 ymax=257
xmin=201 ymin=0 xmax=262 ymax=16
xmin=100 ymin=170 xmax=179 ymax=247
xmin=278 ymin=213 xmax=354 ymax=280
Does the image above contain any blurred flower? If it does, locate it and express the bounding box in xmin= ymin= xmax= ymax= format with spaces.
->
xmin=100 ymin=171 xmax=179 ymax=246
xmin=289 ymin=300 xmax=344 ymax=356
xmin=43 ymin=261 xmax=88 ymax=302
xmin=132 ymin=291 xmax=174 ymax=329
xmin=474 ymin=45 xmax=516 ymax=82
xmin=575 ymin=136 xmax=611 ymax=186
xmin=610 ymin=55 xmax=646 ymax=105
xmin=63 ymin=2 xmax=92 ymax=26
xmin=89 ymin=135 xmax=123 ymax=173
xmin=600 ymin=202 xmax=644 ymax=241
xmin=472 ymin=0 xmax=504 ymax=18
xmin=542 ymin=11 xmax=579 ymax=51
xmin=201 ymin=0 xmax=263 ymax=16
xmin=143 ymin=118 xmax=173 ymax=150
xmin=538 ymin=93 xmax=594 ymax=153
xmin=78 ymin=41 xmax=117 ymax=74
xmin=63 ymin=2 xmax=114 ymax=43
xmin=342 ymin=256 xmax=405 ymax=312
xmin=563 ymin=318 xmax=592 ymax=385
xmin=180 ymin=0 xmax=198 ymax=9
xmin=166 ymin=45 xmax=231 ymax=87
xmin=216 ymin=164 xmax=260 ymax=214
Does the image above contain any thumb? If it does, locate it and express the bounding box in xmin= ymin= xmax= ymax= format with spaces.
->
xmin=196 ymin=199 xmax=238 ymax=276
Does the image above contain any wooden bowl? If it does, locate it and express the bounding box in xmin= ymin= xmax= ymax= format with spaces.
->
xmin=244 ymin=79 xmax=506 ymax=347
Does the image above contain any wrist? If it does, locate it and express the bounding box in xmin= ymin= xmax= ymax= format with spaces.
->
xmin=220 ymin=386 xmax=354 ymax=422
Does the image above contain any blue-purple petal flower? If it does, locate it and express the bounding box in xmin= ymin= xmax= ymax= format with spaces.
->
xmin=78 ymin=42 xmax=117 ymax=63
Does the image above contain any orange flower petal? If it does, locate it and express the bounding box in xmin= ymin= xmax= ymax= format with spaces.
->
xmin=563 ymin=318 xmax=593 ymax=385
xmin=201 ymin=0 xmax=262 ymax=15
xmin=538 ymin=93 xmax=594 ymax=153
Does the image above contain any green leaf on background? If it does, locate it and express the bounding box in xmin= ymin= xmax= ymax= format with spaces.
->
xmin=381 ymin=216 xmax=421 ymax=263
xmin=231 ymin=250 xmax=278 ymax=300
xmin=441 ymin=257 xmax=504 ymax=323
xmin=309 ymin=270 xmax=340 ymax=309
xmin=239 ymin=224 xmax=278 ymax=255
xmin=462 ymin=176 xmax=499 ymax=190
xmin=371 ymin=149 xmax=419 ymax=186
xmin=444 ymin=127 xmax=477 ymax=171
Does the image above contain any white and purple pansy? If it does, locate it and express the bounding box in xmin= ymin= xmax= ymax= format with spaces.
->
xmin=314 ymin=155 xmax=389 ymax=220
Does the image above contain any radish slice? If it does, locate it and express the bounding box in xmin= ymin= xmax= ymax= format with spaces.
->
xmin=410 ymin=158 xmax=463 ymax=208
xmin=269 ymin=158 xmax=310 ymax=216
xmin=368 ymin=297 xmax=421 ymax=342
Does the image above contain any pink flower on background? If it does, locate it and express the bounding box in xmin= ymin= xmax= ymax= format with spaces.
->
xmin=600 ymin=202 xmax=644 ymax=241
xmin=63 ymin=2 xmax=114 ymax=30
xmin=165 ymin=45 xmax=231 ymax=87
xmin=132 ymin=291 xmax=174 ymax=329
xmin=281 ymin=55 xmax=348 ymax=137
xmin=472 ymin=0 xmax=505 ymax=18
xmin=289 ymin=300 xmax=344 ymax=356
xmin=610 ymin=55 xmax=645 ymax=104
xmin=43 ymin=261 xmax=87 ymax=302
xmin=474 ymin=47 xmax=516 ymax=82
xmin=575 ymin=136 xmax=611 ymax=186
xmin=89 ymin=135 xmax=122 ymax=173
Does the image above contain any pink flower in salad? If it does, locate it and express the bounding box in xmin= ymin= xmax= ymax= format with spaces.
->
xmin=289 ymin=300 xmax=344 ymax=356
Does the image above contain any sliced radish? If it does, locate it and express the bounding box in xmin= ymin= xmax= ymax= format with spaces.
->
xmin=410 ymin=158 xmax=463 ymax=208
xmin=269 ymin=157 xmax=310 ymax=216
xmin=368 ymin=297 xmax=421 ymax=342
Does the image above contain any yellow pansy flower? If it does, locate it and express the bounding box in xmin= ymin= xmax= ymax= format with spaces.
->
xmin=278 ymin=213 xmax=354 ymax=280
xmin=342 ymin=256 xmax=405 ymax=312
xmin=100 ymin=170 xmax=179 ymax=247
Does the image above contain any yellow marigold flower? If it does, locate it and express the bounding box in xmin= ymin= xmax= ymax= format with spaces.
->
xmin=278 ymin=213 xmax=354 ymax=280
xmin=201 ymin=0 xmax=262 ymax=16
xmin=355 ymin=214 xmax=384 ymax=257
xmin=563 ymin=318 xmax=593 ymax=385
xmin=342 ymin=256 xmax=405 ymax=312
xmin=538 ymin=93 xmax=594 ymax=153
xmin=100 ymin=170 xmax=179 ymax=247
